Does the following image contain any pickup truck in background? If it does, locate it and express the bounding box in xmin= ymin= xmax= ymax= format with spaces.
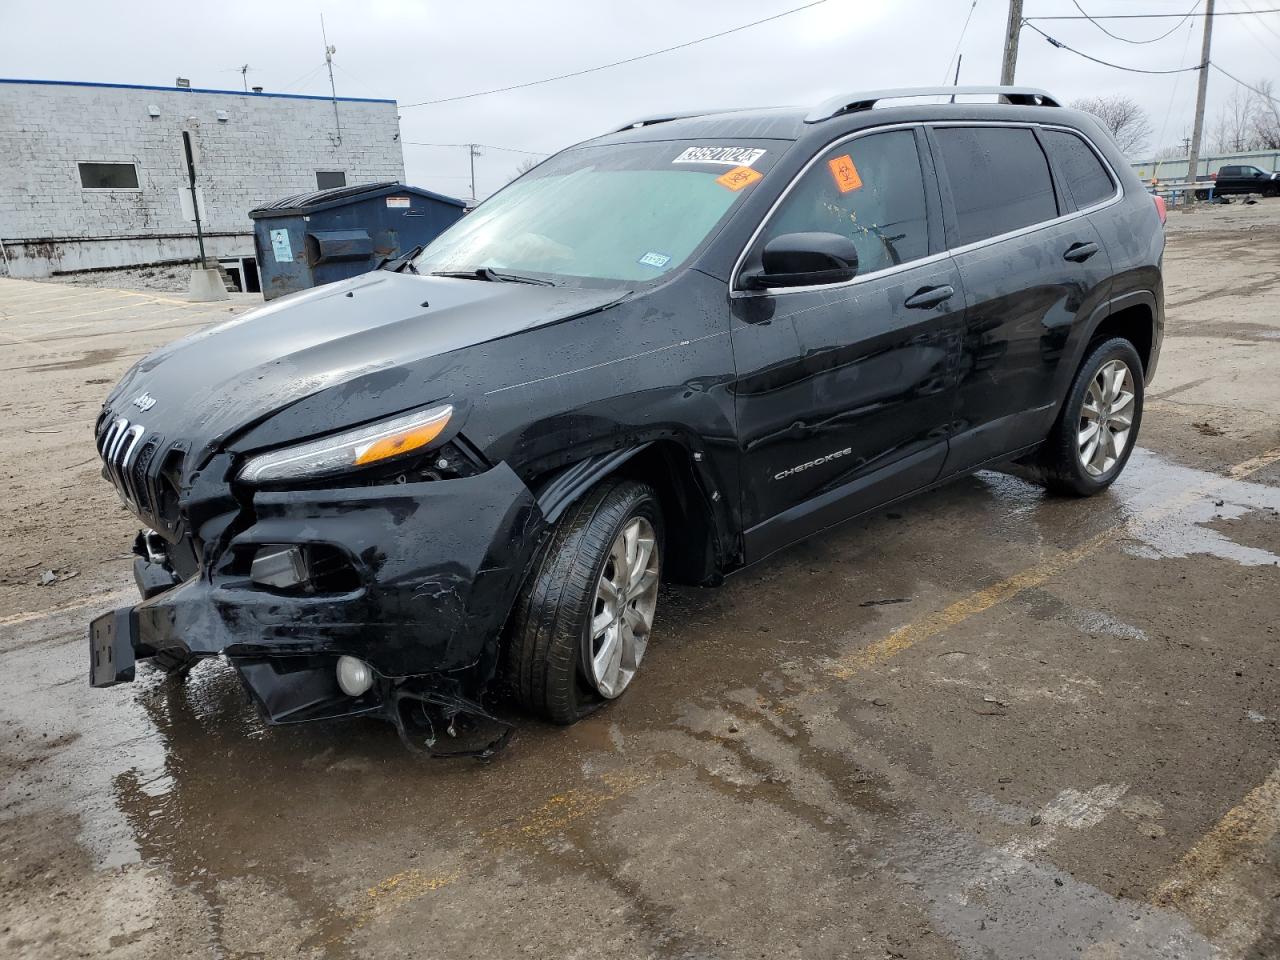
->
xmin=1200 ymin=164 xmax=1280 ymax=199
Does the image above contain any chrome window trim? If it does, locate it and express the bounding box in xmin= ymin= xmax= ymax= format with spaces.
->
xmin=731 ymin=120 xmax=1124 ymax=298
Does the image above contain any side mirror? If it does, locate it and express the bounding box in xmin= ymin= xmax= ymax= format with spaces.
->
xmin=743 ymin=232 xmax=858 ymax=290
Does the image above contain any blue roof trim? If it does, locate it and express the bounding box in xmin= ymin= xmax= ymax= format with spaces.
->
xmin=0 ymin=77 xmax=395 ymax=105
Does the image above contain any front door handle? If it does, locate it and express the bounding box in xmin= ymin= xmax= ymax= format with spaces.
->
xmin=904 ymin=284 xmax=955 ymax=310
xmin=1063 ymin=241 xmax=1099 ymax=263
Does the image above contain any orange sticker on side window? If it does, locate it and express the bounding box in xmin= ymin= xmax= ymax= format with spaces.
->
xmin=828 ymin=154 xmax=863 ymax=192
xmin=716 ymin=165 xmax=763 ymax=191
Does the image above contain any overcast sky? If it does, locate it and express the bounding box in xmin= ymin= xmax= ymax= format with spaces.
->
xmin=3 ymin=0 xmax=1278 ymax=198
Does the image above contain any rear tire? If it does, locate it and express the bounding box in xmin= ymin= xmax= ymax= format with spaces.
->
xmin=504 ymin=479 xmax=663 ymax=724
xmin=1037 ymin=337 xmax=1144 ymax=497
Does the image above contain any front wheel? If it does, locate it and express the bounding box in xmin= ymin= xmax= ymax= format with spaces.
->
xmin=504 ymin=479 xmax=663 ymax=724
xmin=1037 ymin=337 xmax=1144 ymax=496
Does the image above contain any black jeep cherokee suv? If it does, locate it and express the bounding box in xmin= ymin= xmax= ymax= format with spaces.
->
xmin=90 ymin=86 xmax=1164 ymax=753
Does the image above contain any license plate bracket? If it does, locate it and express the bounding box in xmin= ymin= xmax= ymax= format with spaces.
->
xmin=89 ymin=607 xmax=136 ymax=687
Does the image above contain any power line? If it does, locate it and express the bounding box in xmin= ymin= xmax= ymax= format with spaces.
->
xmin=940 ymin=1 xmax=980 ymax=85
xmin=1210 ymin=61 xmax=1280 ymax=106
xmin=1026 ymin=7 xmax=1280 ymax=19
xmin=1023 ymin=21 xmax=1205 ymax=73
xmin=1069 ymin=0 xmax=1200 ymax=44
xmin=1241 ymin=0 xmax=1280 ymax=43
xmin=401 ymin=0 xmax=831 ymax=109
xmin=404 ymin=141 xmax=547 ymax=156
xmin=1156 ymin=8 xmax=1200 ymax=149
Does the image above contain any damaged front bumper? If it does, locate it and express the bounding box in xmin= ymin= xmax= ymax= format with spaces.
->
xmin=89 ymin=463 xmax=544 ymax=755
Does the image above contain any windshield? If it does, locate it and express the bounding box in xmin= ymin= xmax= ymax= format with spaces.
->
xmin=414 ymin=139 xmax=781 ymax=287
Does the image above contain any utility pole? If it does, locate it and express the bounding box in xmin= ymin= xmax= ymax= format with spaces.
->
xmin=1000 ymin=0 xmax=1024 ymax=85
xmin=182 ymin=130 xmax=207 ymax=268
xmin=1185 ymin=0 xmax=1215 ymax=200
xmin=321 ymin=15 xmax=342 ymax=146
xmin=469 ymin=144 xmax=481 ymax=205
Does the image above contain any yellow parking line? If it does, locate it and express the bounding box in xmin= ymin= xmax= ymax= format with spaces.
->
xmin=826 ymin=444 xmax=1280 ymax=680
xmin=827 ymin=528 xmax=1117 ymax=680
xmin=10 ymin=300 xmax=145 ymax=325
xmin=1153 ymin=764 xmax=1280 ymax=910
xmin=0 ymin=589 xmax=133 ymax=629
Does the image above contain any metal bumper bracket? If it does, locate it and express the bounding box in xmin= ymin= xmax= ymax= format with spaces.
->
xmin=89 ymin=607 xmax=137 ymax=687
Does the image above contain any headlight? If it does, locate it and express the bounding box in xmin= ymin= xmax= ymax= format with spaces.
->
xmin=238 ymin=404 xmax=453 ymax=484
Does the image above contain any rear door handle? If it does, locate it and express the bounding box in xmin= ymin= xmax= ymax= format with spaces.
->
xmin=1063 ymin=241 xmax=1099 ymax=263
xmin=904 ymin=284 xmax=955 ymax=309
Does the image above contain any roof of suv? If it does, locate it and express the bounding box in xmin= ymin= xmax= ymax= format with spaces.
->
xmin=595 ymin=86 xmax=1074 ymax=146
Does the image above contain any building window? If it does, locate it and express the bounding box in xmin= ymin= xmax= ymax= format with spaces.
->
xmin=78 ymin=162 xmax=140 ymax=190
xmin=316 ymin=171 xmax=347 ymax=189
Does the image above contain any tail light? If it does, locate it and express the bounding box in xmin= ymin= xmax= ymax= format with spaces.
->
xmin=1153 ymin=194 xmax=1167 ymax=225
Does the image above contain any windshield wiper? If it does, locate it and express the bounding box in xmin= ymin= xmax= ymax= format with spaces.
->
xmin=380 ymin=245 xmax=423 ymax=274
xmin=431 ymin=267 xmax=555 ymax=287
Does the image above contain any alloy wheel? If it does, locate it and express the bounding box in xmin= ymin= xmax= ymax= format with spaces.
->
xmin=587 ymin=516 xmax=659 ymax=698
xmin=1077 ymin=359 xmax=1136 ymax=477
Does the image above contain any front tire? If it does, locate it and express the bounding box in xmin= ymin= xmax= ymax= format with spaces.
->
xmin=504 ymin=479 xmax=662 ymax=724
xmin=1038 ymin=337 xmax=1144 ymax=496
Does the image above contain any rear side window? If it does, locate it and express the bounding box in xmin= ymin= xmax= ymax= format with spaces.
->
xmin=1042 ymin=130 xmax=1116 ymax=209
xmin=754 ymin=129 xmax=929 ymax=276
xmin=933 ymin=127 xmax=1058 ymax=246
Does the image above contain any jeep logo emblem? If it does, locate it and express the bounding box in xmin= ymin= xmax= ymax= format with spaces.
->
xmin=131 ymin=392 xmax=157 ymax=412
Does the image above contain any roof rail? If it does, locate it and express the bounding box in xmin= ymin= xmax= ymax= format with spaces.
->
xmin=805 ymin=86 xmax=1061 ymax=124
xmin=612 ymin=105 xmax=762 ymax=134
xmin=612 ymin=109 xmax=717 ymax=133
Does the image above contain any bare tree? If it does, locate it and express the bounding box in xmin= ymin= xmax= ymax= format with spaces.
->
xmin=1250 ymin=79 xmax=1280 ymax=150
xmin=1211 ymin=86 xmax=1255 ymax=153
xmin=507 ymin=156 xmax=541 ymax=184
xmin=1070 ymin=95 xmax=1153 ymax=155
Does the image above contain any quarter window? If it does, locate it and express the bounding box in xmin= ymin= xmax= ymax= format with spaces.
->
xmin=78 ymin=162 xmax=139 ymax=189
xmin=754 ymin=129 xmax=929 ymax=278
xmin=1042 ymin=130 xmax=1115 ymax=209
xmin=933 ymin=126 xmax=1058 ymax=246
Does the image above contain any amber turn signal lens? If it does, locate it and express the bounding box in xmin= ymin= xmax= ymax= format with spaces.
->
xmin=353 ymin=410 xmax=451 ymax=466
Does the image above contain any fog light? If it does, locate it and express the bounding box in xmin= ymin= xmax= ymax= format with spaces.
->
xmin=250 ymin=545 xmax=308 ymax=589
xmin=336 ymin=655 xmax=373 ymax=697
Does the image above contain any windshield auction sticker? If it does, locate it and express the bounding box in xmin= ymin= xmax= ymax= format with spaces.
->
xmin=828 ymin=154 xmax=863 ymax=193
xmin=673 ymin=146 xmax=767 ymax=167
xmin=715 ymin=166 xmax=764 ymax=191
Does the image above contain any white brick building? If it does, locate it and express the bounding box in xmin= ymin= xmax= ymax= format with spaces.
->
xmin=0 ymin=78 xmax=405 ymax=282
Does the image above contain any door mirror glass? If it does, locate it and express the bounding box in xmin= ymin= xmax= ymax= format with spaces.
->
xmin=745 ymin=232 xmax=858 ymax=288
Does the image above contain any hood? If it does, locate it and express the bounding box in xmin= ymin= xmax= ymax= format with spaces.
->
xmin=102 ymin=270 xmax=624 ymax=463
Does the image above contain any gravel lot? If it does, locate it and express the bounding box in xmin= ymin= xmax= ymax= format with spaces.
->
xmin=1 ymin=200 xmax=1279 ymax=960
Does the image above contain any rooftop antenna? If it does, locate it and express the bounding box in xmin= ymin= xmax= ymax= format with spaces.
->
xmin=239 ymin=64 xmax=251 ymax=92
xmin=321 ymin=14 xmax=343 ymax=147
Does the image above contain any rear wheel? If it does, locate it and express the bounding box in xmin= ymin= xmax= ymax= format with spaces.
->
xmin=504 ymin=479 xmax=662 ymax=724
xmin=1037 ymin=337 xmax=1144 ymax=496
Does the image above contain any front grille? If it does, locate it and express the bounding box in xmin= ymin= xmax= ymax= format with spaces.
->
xmin=98 ymin=417 xmax=147 ymax=507
xmin=97 ymin=416 xmax=176 ymax=528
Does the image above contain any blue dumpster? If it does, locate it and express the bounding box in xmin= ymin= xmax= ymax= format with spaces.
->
xmin=249 ymin=181 xmax=466 ymax=300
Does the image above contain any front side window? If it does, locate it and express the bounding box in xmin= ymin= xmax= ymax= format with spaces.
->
xmin=78 ymin=162 xmax=139 ymax=190
xmin=752 ymin=129 xmax=929 ymax=278
xmin=933 ymin=126 xmax=1058 ymax=246
xmin=1042 ymin=130 xmax=1115 ymax=209
xmin=416 ymin=139 xmax=779 ymax=287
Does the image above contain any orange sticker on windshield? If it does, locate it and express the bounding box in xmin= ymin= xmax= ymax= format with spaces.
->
xmin=716 ymin=166 xmax=763 ymax=191
xmin=828 ymin=154 xmax=863 ymax=192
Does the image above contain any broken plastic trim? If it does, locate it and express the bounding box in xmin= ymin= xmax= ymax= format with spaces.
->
xmin=389 ymin=688 xmax=515 ymax=759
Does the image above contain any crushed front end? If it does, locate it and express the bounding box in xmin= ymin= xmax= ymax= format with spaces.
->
xmin=88 ymin=408 xmax=545 ymax=757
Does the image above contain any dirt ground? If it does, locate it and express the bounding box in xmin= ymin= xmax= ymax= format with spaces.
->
xmin=1 ymin=200 xmax=1279 ymax=960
